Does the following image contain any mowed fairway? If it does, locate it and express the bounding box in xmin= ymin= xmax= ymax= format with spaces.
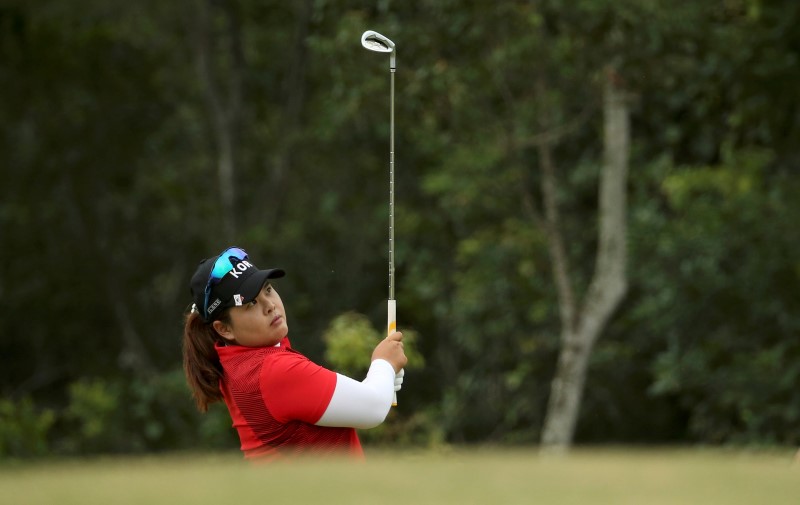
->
xmin=2 ymin=448 xmax=798 ymax=505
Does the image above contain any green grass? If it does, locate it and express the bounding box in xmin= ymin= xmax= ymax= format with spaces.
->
xmin=2 ymin=448 xmax=799 ymax=505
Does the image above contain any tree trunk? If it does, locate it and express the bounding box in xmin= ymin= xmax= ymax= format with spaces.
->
xmin=192 ymin=0 xmax=243 ymax=241
xmin=540 ymin=67 xmax=630 ymax=452
xmin=254 ymin=0 xmax=312 ymax=229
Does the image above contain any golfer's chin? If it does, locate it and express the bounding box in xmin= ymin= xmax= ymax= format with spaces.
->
xmin=269 ymin=322 xmax=289 ymax=343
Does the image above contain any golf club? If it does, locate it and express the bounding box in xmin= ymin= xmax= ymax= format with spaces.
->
xmin=361 ymin=29 xmax=400 ymax=406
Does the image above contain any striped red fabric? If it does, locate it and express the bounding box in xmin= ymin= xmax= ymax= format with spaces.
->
xmin=216 ymin=338 xmax=364 ymax=460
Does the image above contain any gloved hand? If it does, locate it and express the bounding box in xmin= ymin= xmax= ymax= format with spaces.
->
xmin=394 ymin=369 xmax=405 ymax=392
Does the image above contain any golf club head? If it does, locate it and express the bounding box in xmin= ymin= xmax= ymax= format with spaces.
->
xmin=361 ymin=30 xmax=395 ymax=53
xmin=361 ymin=30 xmax=396 ymax=70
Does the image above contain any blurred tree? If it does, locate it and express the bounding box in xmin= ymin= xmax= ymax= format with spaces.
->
xmin=637 ymin=148 xmax=800 ymax=444
xmin=191 ymin=0 xmax=245 ymax=241
xmin=539 ymin=67 xmax=630 ymax=451
xmin=323 ymin=311 xmax=424 ymax=379
xmin=391 ymin=0 xmax=634 ymax=446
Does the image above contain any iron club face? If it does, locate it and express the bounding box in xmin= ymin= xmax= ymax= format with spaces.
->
xmin=361 ymin=30 xmax=396 ymax=69
xmin=361 ymin=30 xmax=395 ymax=52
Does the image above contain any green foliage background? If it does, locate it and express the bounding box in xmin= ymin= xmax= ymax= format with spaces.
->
xmin=1 ymin=0 xmax=798 ymax=456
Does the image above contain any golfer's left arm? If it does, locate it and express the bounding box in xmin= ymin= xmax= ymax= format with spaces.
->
xmin=315 ymin=359 xmax=401 ymax=429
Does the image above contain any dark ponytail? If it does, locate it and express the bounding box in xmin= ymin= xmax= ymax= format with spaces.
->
xmin=182 ymin=310 xmax=229 ymax=412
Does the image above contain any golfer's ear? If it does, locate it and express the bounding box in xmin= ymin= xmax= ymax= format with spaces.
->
xmin=213 ymin=320 xmax=235 ymax=341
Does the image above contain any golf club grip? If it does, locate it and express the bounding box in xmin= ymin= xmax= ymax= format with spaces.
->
xmin=388 ymin=299 xmax=398 ymax=406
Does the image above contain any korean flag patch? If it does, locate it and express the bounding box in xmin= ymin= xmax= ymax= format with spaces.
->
xmin=233 ymin=294 xmax=243 ymax=306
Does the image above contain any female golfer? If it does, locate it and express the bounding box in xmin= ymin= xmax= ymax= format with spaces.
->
xmin=183 ymin=246 xmax=407 ymax=460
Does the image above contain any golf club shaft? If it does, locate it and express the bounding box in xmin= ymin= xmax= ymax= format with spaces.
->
xmin=389 ymin=65 xmax=395 ymax=301
xmin=389 ymin=65 xmax=397 ymax=406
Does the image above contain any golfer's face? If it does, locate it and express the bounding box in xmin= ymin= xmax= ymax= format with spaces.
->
xmin=227 ymin=283 xmax=288 ymax=346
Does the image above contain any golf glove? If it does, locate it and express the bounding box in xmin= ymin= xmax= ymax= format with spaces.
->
xmin=394 ymin=369 xmax=405 ymax=392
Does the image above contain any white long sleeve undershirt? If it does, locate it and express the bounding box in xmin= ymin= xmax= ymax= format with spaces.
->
xmin=315 ymin=359 xmax=396 ymax=429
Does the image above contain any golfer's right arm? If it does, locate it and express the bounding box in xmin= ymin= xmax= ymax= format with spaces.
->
xmin=316 ymin=332 xmax=407 ymax=429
